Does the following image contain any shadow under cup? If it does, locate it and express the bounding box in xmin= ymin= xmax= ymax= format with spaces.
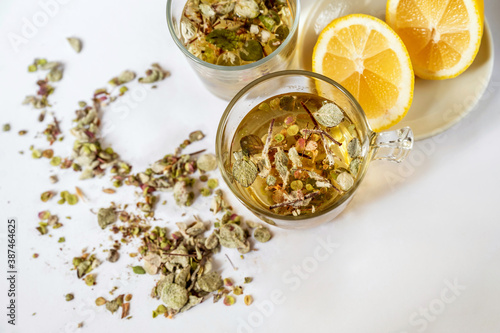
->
xmin=166 ymin=0 xmax=301 ymax=101
xmin=216 ymin=70 xmax=414 ymax=229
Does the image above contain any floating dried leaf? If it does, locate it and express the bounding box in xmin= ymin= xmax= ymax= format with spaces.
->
xmin=347 ymin=138 xmax=361 ymax=158
xmin=313 ymin=103 xmax=344 ymax=128
xmin=274 ymin=149 xmax=289 ymax=184
xmin=337 ymin=172 xmax=354 ymax=191
xmin=233 ymin=158 xmax=258 ymax=188
xmin=240 ymin=135 xmax=264 ymax=155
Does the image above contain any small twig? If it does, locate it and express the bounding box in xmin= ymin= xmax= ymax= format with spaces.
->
xmin=189 ymin=149 xmax=206 ymax=156
xmin=300 ymin=101 xmax=318 ymax=128
xmin=270 ymin=192 xmax=320 ymax=210
xmin=225 ymin=254 xmax=238 ymax=271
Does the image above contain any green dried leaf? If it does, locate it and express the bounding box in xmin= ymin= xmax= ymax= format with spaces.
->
xmin=350 ymin=157 xmax=361 ymax=176
xmin=218 ymin=223 xmax=247 ymax=249
xmin=105 ymin=295 xmax=124 ymax=314
xmin=47 ymin=68 xmax=63 ymax=82
xmin=275 ymin=25 xmax=290 ymax=40
xmin=259 ymin=14 xmax=276 ymax=31
xmin=97 ymin=207 xmax=117 ymax=229
xmin=240 ymin=40 xmax=263 ymax=61
xmin=132 ymin=266 xmax=146 ymax=274
xmin=347 ymin=138 xmax=361 ymax=158
xmin=118 ymin=70 xmax=135 ymax=84
xmin=274 ymin=149 xmax=289 ymax=180
xmin=313 ymin=103 xmax=344 ymax=128
xmin=196 ymin=271 xmax=223 ymax=292
xmin=233 ymin=157 xmax=258 ymax=188
xmin=206 ymin=29 xmax=239 ymax=51
xmin=254 ymin=226 xmax=272 ymax=243
xmin=161 ymin=283 xmax=188 ymax=310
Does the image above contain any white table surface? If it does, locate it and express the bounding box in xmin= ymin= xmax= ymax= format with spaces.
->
xmin=1 ymin=0 xmax=499 ymax=332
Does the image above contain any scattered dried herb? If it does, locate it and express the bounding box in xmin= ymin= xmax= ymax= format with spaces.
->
xmin=67 ymin=37 xmax=82 ymax=53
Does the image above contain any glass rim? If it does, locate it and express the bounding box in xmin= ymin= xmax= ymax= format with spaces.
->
xmin=216 ymin=69 xmax=373 ymax=222
xmin=166 ymin=0 xmax=301 ymax=72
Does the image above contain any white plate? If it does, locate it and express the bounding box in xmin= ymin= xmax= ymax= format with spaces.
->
xmin=295 ymin=0 xmax=495 ymax=141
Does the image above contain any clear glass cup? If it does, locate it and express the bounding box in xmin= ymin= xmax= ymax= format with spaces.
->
xmin=216 ymin=70 xmax=414 ymax=229
xmin=166 ymin=0 xmax=301 ymax=100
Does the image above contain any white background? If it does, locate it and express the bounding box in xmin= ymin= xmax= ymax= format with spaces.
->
xmin=0 ymin=0 xmax=499 ymax=333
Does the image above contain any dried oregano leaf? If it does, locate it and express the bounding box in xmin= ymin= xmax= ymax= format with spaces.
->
xmin=274 ymin=149 xmax=289 ymax=180
xmin=350 ymin=157 xmax=361 ymax=176
xmin=240 ymin=135 xmax=264 ymax=155
xmin=47 ymin=68 xmax=63 ymax=82
xmin=288 ymin=147 xmax=302 ymax=168
xmin=239 ymin=40 xmax=263 ymax=62
xmin=161 ymin=283 xmax=188 ymax=310
xmin=132 ymin=266 xmax=146 ymax=274
xmin=313 ymin=103 xmax=344 ymax=128
xmin=218 ymin=223 xmax=247 ymax=248
xmin=196 ymin=271 xmax=223 ymax=292
xmin=66 ymin=37 xmax=82 ymax=53
xmin=105 ymin=295 xmax=124 ymax=314
xmin=254 ymin=226 xmax=272 ymax=243
xmin=233 ymin=158 xmax=258 ymax=188
xmin=206 ymin=29 xmax=239 ymax=51
xmin=97 ymin=207 xmax=117 ymax=229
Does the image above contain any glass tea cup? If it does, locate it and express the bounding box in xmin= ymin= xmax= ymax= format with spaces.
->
xmin=166 ymin=0 xmax=300 ymax=101
xmin=216 ymin=70 xmax=414 ymax=229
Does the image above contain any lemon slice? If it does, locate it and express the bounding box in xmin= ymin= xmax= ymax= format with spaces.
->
xmin=386 ymin=0 xmax=484 ymax=80
xmin=313 ymin=14 xmax=414 ymax=132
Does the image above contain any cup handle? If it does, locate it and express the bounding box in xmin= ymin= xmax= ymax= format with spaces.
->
xmin=370 ymin=127 xmax=413 ymax=163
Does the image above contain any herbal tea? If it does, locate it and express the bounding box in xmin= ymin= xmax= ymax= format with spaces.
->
xmin=180 ymin=0 xmax=293 ymax=66
xmin=230 ymin=93 xmax=363 ymax=217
